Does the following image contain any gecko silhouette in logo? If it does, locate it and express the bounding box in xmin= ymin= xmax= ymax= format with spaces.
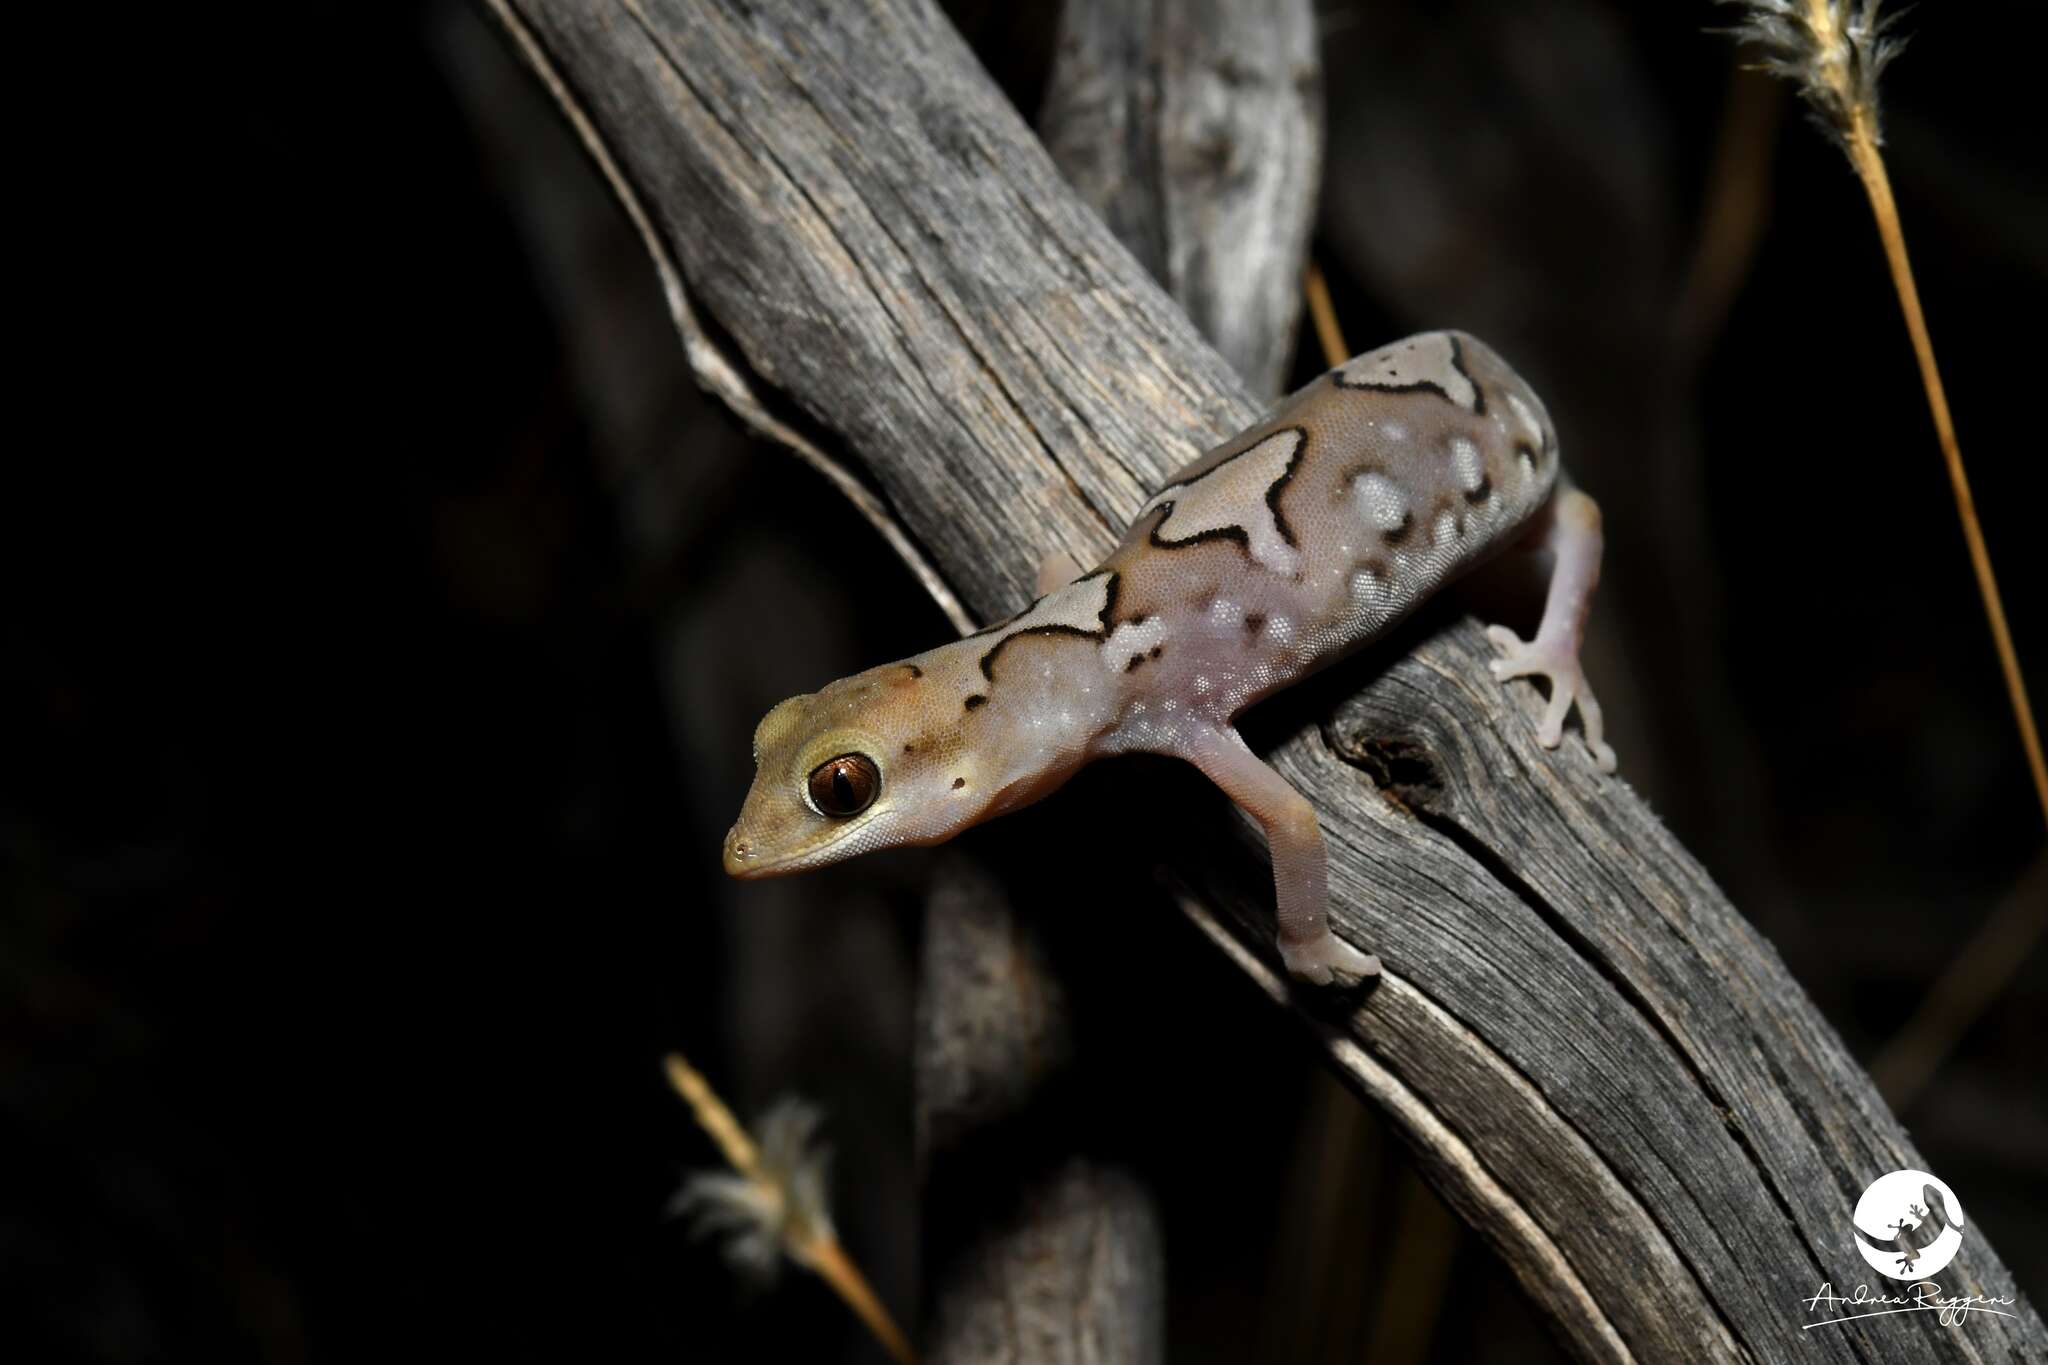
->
xmin=1858 ymin=1189 xmax=1952 ymax=1275
xmin=1852 ymin=1171 xmax=1965 ymax=1280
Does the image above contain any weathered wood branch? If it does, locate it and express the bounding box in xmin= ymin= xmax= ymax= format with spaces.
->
xmin=1040 ymin=0 xmax=1320 ymax=398
xmin=488 ymin=1 xmax=2046 ymax=1359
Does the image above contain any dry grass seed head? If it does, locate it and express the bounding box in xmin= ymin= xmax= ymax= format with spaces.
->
xmin=1723 ymin=0 xmax=1905 ymax=146
xmin=668 ymin=1097 xmax=836 ymax=1283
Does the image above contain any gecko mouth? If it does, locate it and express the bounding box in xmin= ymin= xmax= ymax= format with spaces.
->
xmin=722 ymin=819 xmax=872 ymax=878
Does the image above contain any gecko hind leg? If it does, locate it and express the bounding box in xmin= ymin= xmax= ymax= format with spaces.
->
xmin=1486 ymin=485 xmax=1618 ymax=774
xmin=1186 ymin=727 xmax=1381 ymax=986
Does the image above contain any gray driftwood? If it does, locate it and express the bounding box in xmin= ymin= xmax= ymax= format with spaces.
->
xmin=488 ymin=1 xmax=2047 ymax=1359
xmin=1040 ymin=0 xmax=1320 ymax=399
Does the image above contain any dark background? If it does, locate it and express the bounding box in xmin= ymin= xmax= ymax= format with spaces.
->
xmin=7 ymin=1 xmax=2044 ymax=1361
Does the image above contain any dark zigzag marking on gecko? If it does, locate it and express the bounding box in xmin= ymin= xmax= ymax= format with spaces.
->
xmin=962 ymin=568 xmax=1113 ymax=643
xmin=971 ymin=569 xmax=1123 ymax=695
xmin=1331 ymin=333 xmax=1486 ymax=415
xmin=1139 ymin=425 xmax=1310 ymax=562
xmin=1451 ymin=333 xmax=1487 ymax=416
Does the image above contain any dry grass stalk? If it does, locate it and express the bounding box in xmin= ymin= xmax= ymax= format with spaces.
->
xmin=1303 ymin=260 xmax=1349 ymax=369
xmin=1727 ymin=0 xmax=2048 ymax=831
xmin=1868 ymin=851 xmax=2048 ymax=1109
xmin=663 ymin=1053 xmax=916 ymax=1364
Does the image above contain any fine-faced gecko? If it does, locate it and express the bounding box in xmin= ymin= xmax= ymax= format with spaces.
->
xmin=724 ymin=332 xmax=1615 ymax=984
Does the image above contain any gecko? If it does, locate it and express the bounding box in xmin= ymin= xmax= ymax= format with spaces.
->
xmin=723 ymin=331 xmax=1615 ymax=985
xmin=1855 ymin=1186 xmax=1958 ymax=1276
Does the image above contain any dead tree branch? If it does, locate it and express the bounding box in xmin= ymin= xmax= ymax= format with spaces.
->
xmin=1040 ymin=0 xmax=1320 ymax=398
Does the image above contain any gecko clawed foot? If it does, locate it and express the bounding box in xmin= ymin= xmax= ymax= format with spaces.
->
xmin=1486 ymin=626 xmax=1618 ymax=774
xmin=1280 ymin=931 xmax=1382 ymax=987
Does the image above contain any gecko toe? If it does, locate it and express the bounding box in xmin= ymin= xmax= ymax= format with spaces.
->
xmin=1282 ymin=933 xmax=1380 ymax=987
xmin=1328 ymin=940 xmax=1379 ymax=980
xmin=1491 ymin=656 xmax=1539 ymax=683
xmin=1486 ymin=626 xmax=1619 ymax=774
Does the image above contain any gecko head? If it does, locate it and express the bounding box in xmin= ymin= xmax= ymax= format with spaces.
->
xmin=723 ymin=661 xmax=976 ymax=878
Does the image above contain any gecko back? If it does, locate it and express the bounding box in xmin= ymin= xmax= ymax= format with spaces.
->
xmin=1095 ymin=330 xmax=1562 ymax=723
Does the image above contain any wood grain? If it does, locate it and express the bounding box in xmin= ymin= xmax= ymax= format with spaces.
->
xmin=488 ymin=1 xmax=2047 ymax=1358
xmin=1040 ymin=0 xmax=1320 ymax=398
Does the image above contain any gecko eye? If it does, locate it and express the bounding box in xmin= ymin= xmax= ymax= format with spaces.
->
xmin=807 ymin=753 xmax=880 ymax=817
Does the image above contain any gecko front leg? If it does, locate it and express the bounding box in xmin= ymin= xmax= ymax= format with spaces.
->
xmin=1487 ymin=485 xmax=1618 ymax=773
xmin=1186 ymin=727 xmax=1381 ymax=985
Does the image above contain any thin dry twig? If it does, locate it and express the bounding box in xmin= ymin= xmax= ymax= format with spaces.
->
xmin=1302 ymin=260 xmax=1349 ymax=369
xmin=1842 ymin=135 xmax=2048 ymax=831
xmin=663 ymin=1053 xmax=917 ymax=1364
xmin=1868 ymin=852 xmax=2048 ymax=1109
xmin=1726 ymin=0 xmax=2048 ymax=832
xmin=1670 ymin=66 xmax=1785 ymax=365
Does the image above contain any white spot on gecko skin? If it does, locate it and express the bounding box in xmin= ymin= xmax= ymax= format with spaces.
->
xmin=1266 ymin=616 xmax=1295 ymax=646
xmin=1099 ymin=615 xmax=1168 ymax=671
xmin=1349 ymin=568 xmax=1382 ymax=605
xmin=1351 ymin=472 xmax=1410 ymax=532
xmin=1209 ymin=597 xmax=1243 ymax=628
xmin=1506 ymin=392 xmax=1543 ymax=445
xmin=1518 ymin=448 xmax=1537 ymax=484
xmin=1433 ymin=510 xmax=1459 ymax=547
xmin=1450 ymin=436 xmax=1486 ymax=494
xmin=1336 ymin=333 xmax=1479 ymax=411
xmin=1140 ymin=428 xmax=1304 ymax=576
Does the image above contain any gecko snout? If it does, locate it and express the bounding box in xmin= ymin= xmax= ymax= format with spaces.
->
xmin=722 ymin=826 xmax=760 ymax=877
